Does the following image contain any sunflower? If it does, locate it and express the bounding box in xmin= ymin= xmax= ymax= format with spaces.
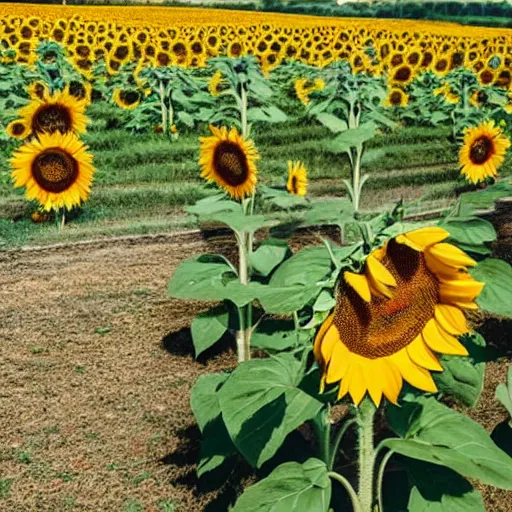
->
xmin=27 ymin=81 xmax=49 ymax=101
xmin=389 ymin=64 xmax=414 ymax=86
xmin=287 ymin=160 xmax=307 ymax=196
xmin=19 ymin=89 xmax=89 ymax=137
xmin=433 ymin=83 xmax=459 ymax=104
xmin=469 ymin=89 xmax=488 ymax=108
xmin=208 ymin=70 xmax=223 ymax=97
xmin=314 ymin=227 xmax=484 ymax=406
xmin=199 ymin=125 xmax=259 ymax=200
xmin=459 ymin=121 xmax=510 ymax=184
xmin=112 ymin=88 xmax=141 ymax=110
xmin=477 ymin=67 xmax=495 ymax=86
xmin=384 ymin=87 xmax=409 ymax=107
xmin=10 ymin=131 xmax=95 ymax=212
xmin=6 ymin=119 xmax=30 ymax=140
xmin=65 ymin=80 xmax=92 ymax=105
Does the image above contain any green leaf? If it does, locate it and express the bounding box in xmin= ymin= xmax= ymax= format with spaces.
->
xmin=433 ymin=333 xmax=486 ymax=408
xmin=315 ymin=112 xmax=348 ymax=133
xmin=190 ymin=373 xmax=237 ymax=480
xmin=301 ymin=198 xmax=354 ymax=228
xmin=325 ymin=122 xmax=377 ymax=154
xmin=209 ymin=212 xmax=272 ymax=234
xmin=251 ymin=318 xmax=298 ymax=351
xmin=177 ymin=110 xmax=194 ymax=127
xmin=218 ymin=354 xmax=323 ymax=467
xmin=186 ymin=195 xmax=241 ymax=216
xmin=191 ymin=304 xmax=229 ymax=358
xmin=250 ymin=239 xmax=291 ymax=277
xmin=313 ymin=290 xmax=336 ymax=312
xmin=404 ymin=459 xmax=485 ymax=512
xmin=270 ymin=246 xmax=333 ymax=288
xmin=441 ymin=216 xmax=496 ymax=248
xmin=459 ymin=182 xmax=512 ymax=212
xmin=470 ymin=258 xmax=512 ymax=318
xmin=495 ymin=365 xmax=512 ymax=418
xmin=231 ymin=458 xmax=331 ymax=512
xmin=385 ymin=395 xmax=512 ymax=489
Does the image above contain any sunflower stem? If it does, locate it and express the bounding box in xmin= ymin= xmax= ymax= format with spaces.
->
xmin=328 ymin=472 xmax=362 ymax=512
xmin=59 ymin=208 xmax=66 ymax=230
xmin=236 ymin=228 xmax=251 ymax=363
xmin=357 ymin=399 xmax=376 ymax=512
xmin=240 ymin=82 xmax=248 ymax=138
xmin=376 ymin=449 xmax=394 ymax=512
xmin=158 ymin=80 xmax=168 ymax=137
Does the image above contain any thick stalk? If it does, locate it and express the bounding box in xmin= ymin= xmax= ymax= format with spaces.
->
xmin=158 ymin=80 xmax=168 ymax=136
xmin=168 ymin=94 xmax=174 ymax=138
xmin=236 ymin=234 xmax=251 ymax=363
xmin=357 ymin=400 xmax=376 ymax=512
xmin=240 ymin=83 xmax=248 ymax=137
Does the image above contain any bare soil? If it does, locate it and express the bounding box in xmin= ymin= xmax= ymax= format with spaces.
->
xmin=0 ymin=233 xmax=510 ymax=511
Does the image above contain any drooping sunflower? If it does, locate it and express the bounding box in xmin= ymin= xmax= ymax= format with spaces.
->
xmin=10 ymin=131 xmax=95 ymax=212
xmin=6 ymin=119 xmax=30 ymax=140
xmin=287 ymin=160 xmax=307 ymax=196
xmin=199 ymin=125 xmax=259 ymax=200
xmin=19 ymin=89 xmax=89 ymax=136
xmin=314 ymin=227 xmax=484 ymax=406
xmin=384 ymin=87 xmax=409 ymax=107
xmin=459 ymin=120 xmax=511 ymax=184
xmin=112 ymin=88 xmax=141 ymax=110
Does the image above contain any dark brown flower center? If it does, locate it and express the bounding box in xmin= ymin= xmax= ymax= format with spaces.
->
xmin=11 ymin=122 xmax=26 ymax=136
xmin=390 ymin=91 xmax=403 ymax=105
xmin=480 ymin=69 xmax=493 ymax=84
xmin=393 ymin=65 xmax=411 ymax=82
xmin=333 ymin=241 xmax=439 ymax=359
xmin=290 ymin=175 xmax=298 ymax=194
xmin=31 ymin=148 xmax=79 ymax=193
xmin=469 ymin=136 xmax=493 ymax=164
xmin=213 ymin=141 xmax=249 ymax=186
xmin=120 ymin=90 xmax=140 ymax=106
xmin=69 ymin=81 xmax=86 ymax=100
xmin=114 ymin=44 xmax=129 ymax=61
xmin=32 ymin=104 xmax=72 ymax=134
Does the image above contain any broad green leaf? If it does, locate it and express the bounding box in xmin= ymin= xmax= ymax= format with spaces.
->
xmin=470 ymin=258 xmax=512 ymax=318
xmin=459 ymin=182 xmax=512 ymax=212
xmin=190 ymin=373 xmax=237 ymax=480
xmin=267 ymin=194 xmax=308 ymax=210
xmin=315 ymin=112 xmax=348 ymax=133
xmin=250 ymin=239 xmax=291 ymax=277
xmin=177 ymin=110 xmax=194 ymax=127
xmin=433 ymin=333 xmax=486 ymax=408
xmin=186 ymin=195 xmax=241 ymax=216
xmin=385 ymin=395 xmax=512 ymax=489
xmin=270 ymin=246 xmax=333 ymax=288
xmin=495 ymin=365 xmax=512 ymax=418
xmin=326 ymin=122 xmax=377 ymax=154
xmin=441 ymin=216 xmax=496 ymax=248
xmin=250 ymin=318 xmax=308 ymax=351
xmin=191 ymin=304 xmax=229 ymax=358
xmin=218 ymin=354 xmax=323 ymax=467
xmin=209 ymin=212 xmax=271 ymax=234
xmin=492 ymin=421 xmax=512 ymax=458
xmin=301 ymin=198 xmax=354 ymax=228
xmin=263 ymin=105 xmax=288 ymax=123
xmin=313 ymin=290 xmax=336 ymax=312
xmin=404 ymin=459 xmax=485 ymax=512
xmin=257 ymin=283 xmax=322 ymax=314
xmin=231 ymin=458 xmax=331 ymax=512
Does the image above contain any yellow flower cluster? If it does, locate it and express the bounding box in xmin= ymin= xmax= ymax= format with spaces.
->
xmin=1 ymin=3 xmax=511 ymax=81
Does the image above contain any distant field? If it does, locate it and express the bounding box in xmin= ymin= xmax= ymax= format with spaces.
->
xmin=3 ymin=100 xmax=508 ymax=250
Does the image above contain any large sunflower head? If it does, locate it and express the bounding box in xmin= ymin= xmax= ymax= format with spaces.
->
xmin=6 ymin=119 xmax=30 ymax=140
xmin=19 ymin=89 xmax=89 ymax=137
xmin=10 ymin=131 xmax=95 ymax=212
xmin=199 ymin=125 xmax=259 ymax=200
xmin=314 ymin=227 xmax=484 ymax=406
xmin=459 ymin=121 xmax=511 ymax=184
xmin=112 ymin=88 xmax=141 ymax=110
xmin=286 ymin=160 xmax=307 ymax=196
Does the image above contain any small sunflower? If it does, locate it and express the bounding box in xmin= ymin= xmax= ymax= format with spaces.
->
xmin=389 ymin=64 xmax=414 ymax=86
xmin=314 ymin=227 xmax=484 ymax=406
xmin=6 ymin=119 xmax=30 ymax=140
xmin=459 ymin=121 xmax=510 ymax=183
xmin=112 ymin=88 xmax=141 ymax=110
xmin=199 ymin=125 xmax=259 ymax=200
xmin=287 ymin=160 xmax=307 ymax=196
xmin=19 ymin=89 xmax=89 ymax=137
xmin=469 ymin=89 xmax=488 ymax=108
xmin=10 ymin=131 xmax=95 ymax=212
xmin=65 ymin=80 xmax=92 ymax=105
xmin=208 ymin=70 xmax=223 ymax=97
xmin=384 ymin=87 xmax=409 ymax=107
xmin=433 ymin=83 xmax=459 ymax=104
xmin=27 ymin=81 xmax=49 ymax=101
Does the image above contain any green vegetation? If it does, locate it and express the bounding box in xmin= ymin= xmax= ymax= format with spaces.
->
xmin=1 ymin=101 xmax=510 ymax=249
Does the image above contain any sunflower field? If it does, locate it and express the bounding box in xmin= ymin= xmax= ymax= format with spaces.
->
xmin=2 ymin=2 xmax=512 ymax=512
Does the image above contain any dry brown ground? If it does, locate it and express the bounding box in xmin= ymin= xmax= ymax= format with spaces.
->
xmin=0 ymin=233 xmax=510 ymax=512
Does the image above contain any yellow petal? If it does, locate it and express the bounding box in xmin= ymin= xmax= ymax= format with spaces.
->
xmin=313 ymin=313 xmax=334 ymax=364
xmin=422 ymin=318 xmax=468 ymax=356
xmin=407 ymin=334 xmax=443 ymax=371
xmin=347 ymin=361 xmax=367 ymax=406
xmin=439 ymin=278 xmax=485 ymax=303
xmin=326 ymin=342 xmax=350 ymax=384
xmin=428 ymin=243 xmax=477 ymax=269
xmin=344 ymin=271 xmax=371 ymax=302
xmin=400 ymin=226 xmax=450 ymax=250
xmin=364 ymin=359 xmax=383 ymax=407
xmin=392 ymin=348 xmax=438 ymax=393
xmin=435 ymin=304 xmax=468 ymax=336
xmin=366 ymin=254 xmax=397 ymax=287
xmin=379 ymin=358 xmax=403 ymax=405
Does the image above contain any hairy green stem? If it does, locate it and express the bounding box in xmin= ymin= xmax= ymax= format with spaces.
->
xmin=357 ymin=400 xmax=376 ymax=512
xmin=377 ymin=449 xmax=394 ymax=512
xmin=328 ymin=472 xmax=362 ymax=512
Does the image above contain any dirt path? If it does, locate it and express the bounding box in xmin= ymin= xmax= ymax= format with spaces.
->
xmin=0 ymin=236 xmax=510 ymax=511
